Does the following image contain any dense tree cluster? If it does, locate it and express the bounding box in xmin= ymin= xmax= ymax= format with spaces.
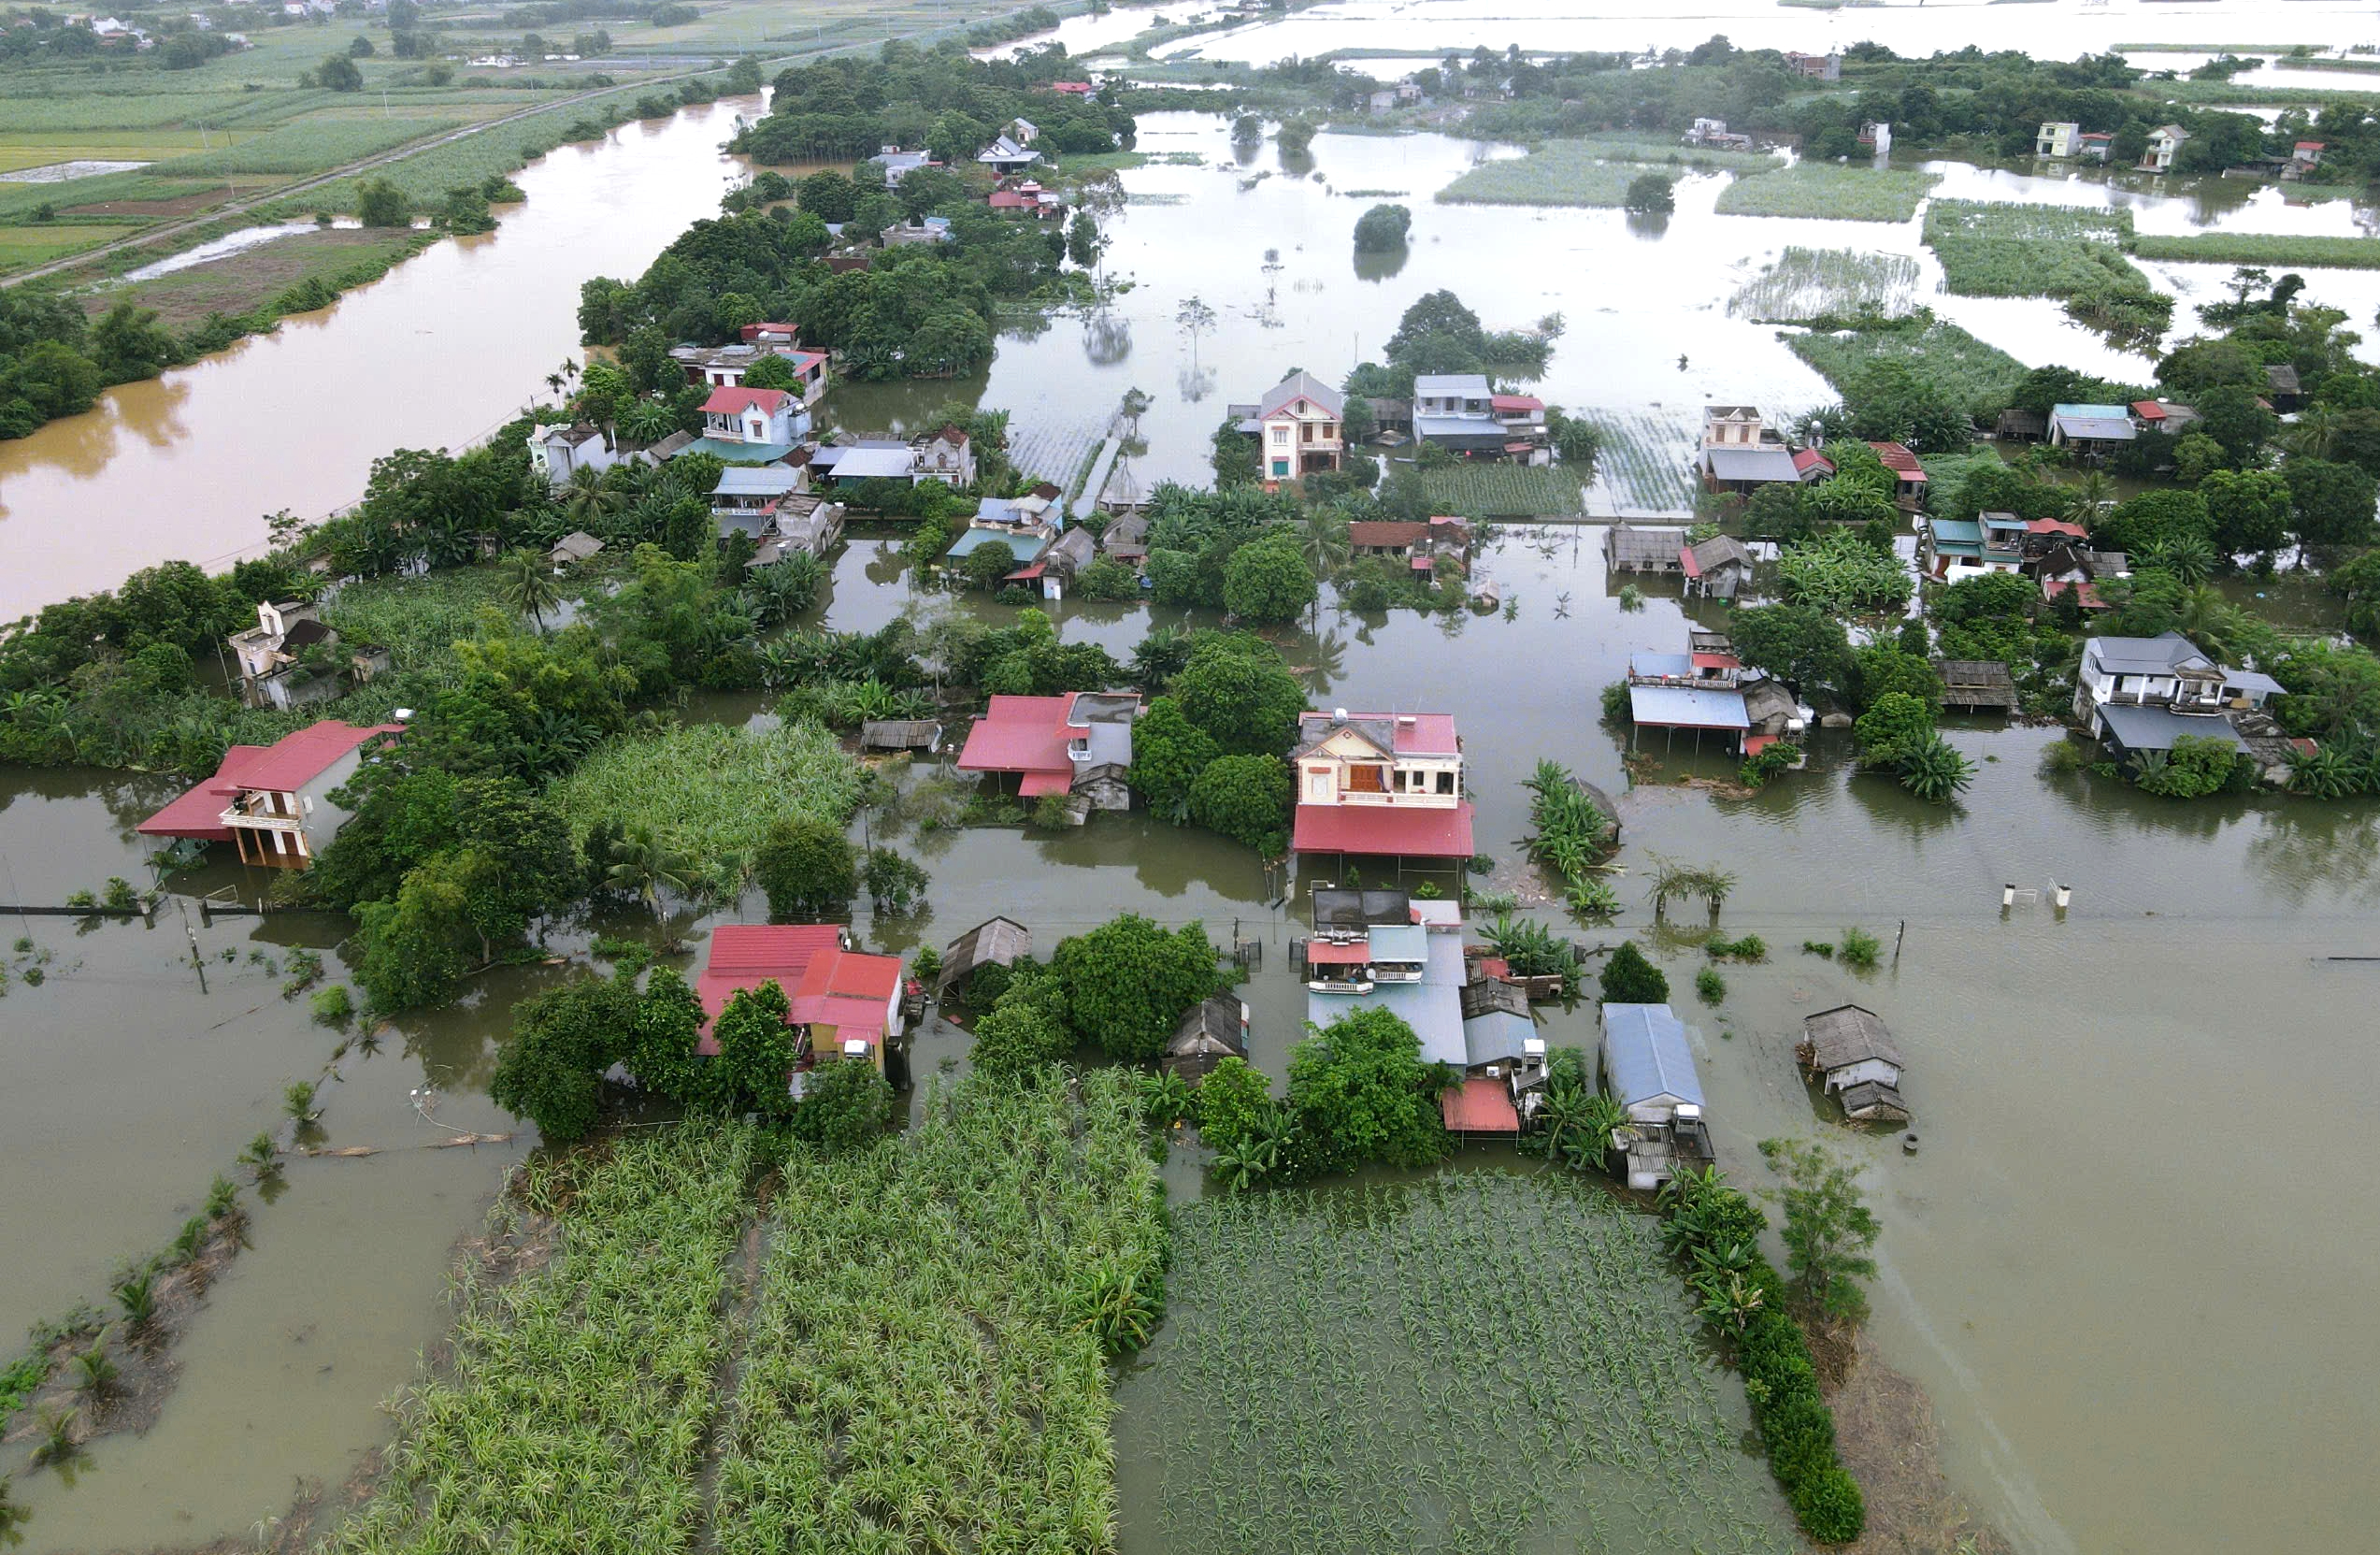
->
xmin=738 ymin=41 xmax=1134 ymax=164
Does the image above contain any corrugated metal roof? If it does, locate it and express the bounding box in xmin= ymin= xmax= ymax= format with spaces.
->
xmin=1463 ymin=1009 xmax=1538 ymax=1068
xmin=1627 ymin=684 xmax=1749 ymax=730
xmin=1308 ymin=979 xmax=1467 ymax=1067
xmin=1368 ymin=924 xmax=1429 ymax=964
xmin=1802 ymin=1004 xmax=1904 ymax=1072
xmin=1701 ymin=443 xmax=1800 ymax=482
xmin=2096 ymin=702 xmax=2247 ymax=753
xmin=1601 ymin=1003 xmax=1703 ymax=1110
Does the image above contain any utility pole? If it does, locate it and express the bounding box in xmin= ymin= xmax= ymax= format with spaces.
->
xmin=178 ymin=899 xmax=208 ymax=994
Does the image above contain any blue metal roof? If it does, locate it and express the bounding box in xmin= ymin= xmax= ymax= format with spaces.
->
xmin=1368 ymin=924 xmax=1428 ymax=964
xmin=1600 ymin=1003 xmax=1703 ymax=1109
xmin=1463 ymin=1009 xmax=1538 ymax=1068
xmin=1629 ymin=652 xmax=1694 ymax=679
xmin=943 ymin=527 xmax=1029 ymax=560
xmin=1628 ymin=684 xmax=1749 ymax=731
xmin=1308 ymin=981 xmax=1466 ymax=1067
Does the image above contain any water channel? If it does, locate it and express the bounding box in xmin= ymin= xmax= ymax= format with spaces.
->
xmin=3 ymin=1 xmax=2379 ymax=1548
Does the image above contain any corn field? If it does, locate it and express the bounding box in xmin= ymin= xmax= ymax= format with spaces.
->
xmin=1728 ymin=246 xmax=1921 ymax=324
xmin=712 ymin=1070 xmax=1164 ymax=1555
xmin=1580 ymin=411 xmax=1697 ymax=514
xmin=323 ymin=1127 xmax=762 ymax=1555
xmin=1414 ymin=463 xmax=1585 ymax=517
xmin=1143 ymin=1173 xmax=1795 ymax=1555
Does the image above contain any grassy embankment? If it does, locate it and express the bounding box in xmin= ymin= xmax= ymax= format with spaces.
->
xmin=2130 ymin=233 xmax=2380 ymax=269
xmin=323 ymin=1071 xmax=1164 ymax=1552
xmin=1143 ymin=1172 xmax=1798 ymax=1555
xmin=1434 ymin=136 xmax=1779 ymax=209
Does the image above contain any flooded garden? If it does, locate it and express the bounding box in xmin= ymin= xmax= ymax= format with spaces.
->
xmin=5 ymin=0 xmax=2380 ymax=1549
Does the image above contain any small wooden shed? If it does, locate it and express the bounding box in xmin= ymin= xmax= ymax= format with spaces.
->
xmin=936 ymin=915 xmax=1031 ymax=998
xmin=1798 ymin=1003 xmax=1910 ymax=1124
xmin=861 ymin=719 xmax=943 ymax=755
xmin=1933 ymin=658 xmax=2016 ymax=713
xmin=1164 ymin=995 xmax=1250 ymax=1081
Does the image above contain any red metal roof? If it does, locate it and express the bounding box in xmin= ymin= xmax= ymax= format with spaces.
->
xmin=2296 ymin=140 xmax=2325 ymax=151
xmin=1292 ymin=801 xmax=1476 ymax=858
xmin=138 ymin=721 xmax=402 ymax=841
xmin=1019 ymin=770 xmax=1073 ymax=798
xmin=1743 ymin=733 xmax=1781 ymax=756
xmin=1678 ymin=543 xmax=1701 ymax=578
xmin=1691 ymin=652 xmax=1742 ymax=671
xmin=1305 ymin=941 xmax=1371 ymax=966
xmin=988 ymin=190 xmax=1036 ymax=209
xmin=2027 ymin=517 xmax=2088 ymax=538
xmin=1003 ymin=561 xmax=1048 ymax=581
xmin=1349 ymin=520 xmax=1428 ymax=549
xmin=702 ymin=385 xmax=790 ymax=415
xmin=2130 ymin=399 xmax=2166 ymax=420
xmin=1477 ymin=957 xmax=1511 ymax=981
xmin=1441 ymin=1076 xmax=1520 ymax=1133
xmin=695 ymin=926 xmax=898 ymax=1055
xmin=955 ymin=695 xmax=1073 ymax=777
xmin=1489 ymin=395 xmax=1542 ymax=412
xmin=1866 ymin=441 xmax=1927 ymax=481
xmin=739 ymin=322 xmax=797 ymax=341
xmin=1792 ymin=448 xmax=1833 ymax=477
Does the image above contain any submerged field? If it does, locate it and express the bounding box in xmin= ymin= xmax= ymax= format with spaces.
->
xmin=323 ymin=1071 xmax=1164 ymax=1553
xmin=1130 ymin=1171 xmax=1795 ymax=1555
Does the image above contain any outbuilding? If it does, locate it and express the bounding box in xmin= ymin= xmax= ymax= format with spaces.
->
xmin=1798 ymin=1003 xmax=1911 ymax=1123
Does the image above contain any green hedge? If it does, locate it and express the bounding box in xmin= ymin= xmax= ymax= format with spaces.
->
xmin=1660 ymin=1174 xmax=1866 ymax=1544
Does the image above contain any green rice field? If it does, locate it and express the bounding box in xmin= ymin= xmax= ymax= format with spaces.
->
xmin=1713 ymin=164 xmax=1940 ymax=222
xmin=154 ymin=116 xmax=468 ymax=178
xmin=1728 ymin=246 xmax=1921 ymax=323
xmin=1434 ymin=142 xmax=1675 ymax=209
xmin=1921 ymin=198 xmax=2145 ymax=296
xmin=1126 ymin=1172 xmax=1795 ymax=1555
xmin=1415 ymin=461 xmax=1587 ymax=516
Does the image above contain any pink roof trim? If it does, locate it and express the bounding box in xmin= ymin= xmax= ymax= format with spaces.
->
xmin=702 ymin=385 xmax=790 ymax=415
xmin=138 ymin=721 xmax=402 ymax=841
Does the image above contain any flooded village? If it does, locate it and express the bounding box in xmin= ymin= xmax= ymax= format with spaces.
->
xmin=5 ymin=1 xmax=2380 ymax=1553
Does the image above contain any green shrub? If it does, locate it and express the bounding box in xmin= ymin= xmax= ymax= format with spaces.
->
xmin=1800 ymin=940 xmax=1834 ymax=958
xmin=309 ymin=984 xmax=354 ymax=1027
xmin=1694 ymin=966 xmax=1726 ymax=1004
xmin=1707 ymin=934 xmax=1767 ymax=961
xmin=1839 ymin=928 xmax=1881 ymax=969
xmin=1790 ymin=1463 xmax=1867 ymax=1543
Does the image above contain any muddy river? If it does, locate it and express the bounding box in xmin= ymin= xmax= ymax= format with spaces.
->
xmin=4 ymin=0 xmax=2379 ymax=1548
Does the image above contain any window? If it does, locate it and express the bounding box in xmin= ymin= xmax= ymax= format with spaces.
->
xmin=1272 ymin=460 xmax=1290 ymax=477
xmin=1436 ymin=770 xmax=1455 ymax=795
xmin=1271 ymin=426 xmax=1290 ymax=445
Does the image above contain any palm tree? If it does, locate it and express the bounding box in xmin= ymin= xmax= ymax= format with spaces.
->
xmin=2062 ymin=470 xmax=2114 ymax=528
xmin=1898 ymin=733 xmax=1975 ymax=803
xmin=604 ymin=827 xmax=696 ymax=947
xmin=557 ymin=465 xmax=624 ymax=532
xmin=617 ymin=397 xmax=680 ymax=447
xmin=2138 ymin=532 xmax=2216 ymax=586
xmin=497 ymin=548 xmax=562 ymax=631
xmin=2284 ymin=404 xmax=2343 ymax=461
xmin=1295 ymin=511 xmax=1352 ymax=577
xmin=2175 ymin=584 xmax=2238 ymax=658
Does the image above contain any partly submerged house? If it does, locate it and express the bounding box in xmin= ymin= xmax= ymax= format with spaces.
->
xmin=2143 ymin=123 xmax=2187 ymax=173
xmin=1799 ymin=1003 xmax=1911 ymax=1125
xmin=1604 ymin=522 xmax=1689 ymax=578
xmin=2037 ymin=120 xmax=2079 ymax=158
xmin=1697 ymin=404 xmax=1802 ymax=493
xmin=2072 ymin=631 xmax=2282 ymax=758
xmin=955 ymin=691 xmax=1140 ymax=811
xmin=1681 ymin=533 xmax=1753 ymax=599
xmin=526 ymin=422 xmax=615 ymax=487
xmin=137 ymin=719 xmax=402 ymax=870
xmin=1934 ymin=658 xmax=2017 ymax=713
xmin=976 ymin=134 xmax=1040 ymax=174
xmin=700 ymin=385 xmax=803 ymax=451
xmin=550 ymin=530 xmax=605 ymax=569
xmin=1164 ymin=994 xmax=1251 ymax=1082
xmin=2047 ymin=403 xmax=2136 ymax=454
xmin=936 ymin=914 xmax=1030 ymax=998
xmin=1599 ymin=1002 xmax=1713 ymax=1190
xmin=225 ymin=599 xmax=385 ymax=711
xmin=1411 ymin=373 xmax=1508 ymax=455
xmin=694 ymin=924 xmax=907 ymax=1076
xmin=1288 ymin=709 xmax=1475 ymax=863
xmin=1308 ymin=915 xmax=1470 ymax=1070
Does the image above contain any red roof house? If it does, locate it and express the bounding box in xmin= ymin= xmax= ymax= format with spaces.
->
xmin=739 ymin=322 xmax=798 ymax=344
xmin=2041 ymin=578 xmax=2108 ymax=611
xmin=695 ymin=925 xmax=904 ymax=1069
xmin=1791 ymin=447 xmax=1833 ymax=481
xmin=138 ymin=719 xmax=402 ymax=868
xmin=1866 ymin=440 xmax=1927 ymax=491
xmin=1441 ymin=1075 xmax=1521 ymax=1134
xmin=701 ymin=385 xmax=790 ymax=416
xmin=2026 ymin=517 xmax=2089 ymax=540
xmin=1290 ymin=710 xmax=1476 ymax=860
xmin=956 ymin=691 xmax=1140 ymax=798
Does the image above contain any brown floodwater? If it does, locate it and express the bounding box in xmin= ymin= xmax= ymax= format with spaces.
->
xmin=5 ymin=4 xmax=2380 ymax=1548
xmin=0 ymin=94 xmax=769 ymax=623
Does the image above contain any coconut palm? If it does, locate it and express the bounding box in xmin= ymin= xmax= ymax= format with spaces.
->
xmin=2137 ymin=532 xmax=2216 ymax=585
xmin=2061 ymin=470 xmax=2114 ymax=528
xmin=2283 ymin=404 xmax=2343 ymax=460
xmin=1295 ymin=511 xmax=1352 ymax=577
xmin=603 ymin=826 xmax=697 ymax=947
xmin=617 ymin=397 xmax=681 ymax=447
xmin=2175 ymin=584 xmax=2240 ymax=658
xmin=497 ymin=548 xmax=562 ymax=631
xmin=557 ymin=464 xmax=625 ymax=532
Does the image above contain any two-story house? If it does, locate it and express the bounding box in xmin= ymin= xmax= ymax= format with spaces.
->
xmin=2073 ymin=631 xmax=2282 ymax=760
xmin=1411 ymin=373 xmax=1508 ymax=454
xmin=1289 ymin=709 xmax=1476 ymax=862
xmin=1240 ymin=370 xmax=1344 ymax=479
xmin=1696 ymin=403 xmax=1802 ymax=492
xmin=2143 ymin=124 xmax=2188 ymax=172
xmin=2037 ymin=121 xmax=2079 ymax=158
xmin=137 ymin=719 xmax=402 ymax=869
xmin=911 ymin=425 xmax=977 ymax=486
xmin=976 ymin=134 xmax=1039 ymax=175
xmin=955 ymin=691 xmax=1140 ymax=812
xmin=701 ymin=385 xmax=801 ymax=448
xmin=526 ymin=422 xmax=615 ymax=487
xmin=669 ymin=341 xmax=831 ymax=405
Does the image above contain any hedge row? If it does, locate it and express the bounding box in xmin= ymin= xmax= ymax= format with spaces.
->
xmin=1659 ymin=1173 xmax=1866 ymax=1543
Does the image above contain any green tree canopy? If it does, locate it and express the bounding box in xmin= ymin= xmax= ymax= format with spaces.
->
xmin=1050 ymin=914 xmax=1220 ymax=1060
xmin=1598 ymin=941 xmax=1669 ymax=1004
